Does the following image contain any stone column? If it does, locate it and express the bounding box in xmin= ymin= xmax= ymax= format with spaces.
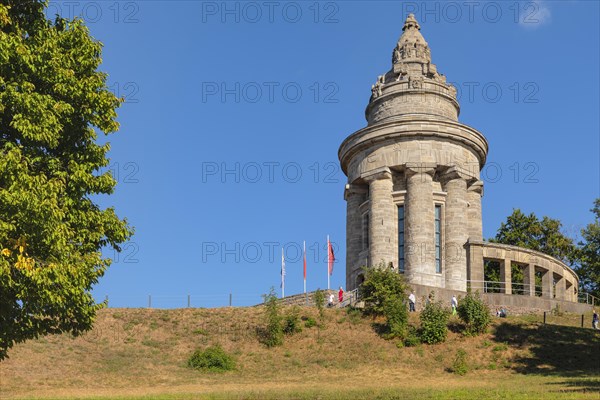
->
xmin=466 ymin=181 xmax=484 ymax=288
xmin=541 ymin=269 xmax=552 ymax=299
xmin=345 ymin=183 xmax=367 ymax=290
xmin=466 ymin=180 xmax=484 ymax=241
xmin=555 ymin=273 xmax=566 ymax=301
xmin=500 ymin=259 xmax=512 ymax=295
xmin=523 ymin=263 xmax=536 ymax=296
xmin=467 ymin=242 xmax=484 ymax=292
xmin=441 ymin=168 xmax=468 ymax=291
xmin=364 ymin=167 xmax=395 ymax=269
xmin=404 ymin=163 xmax=436 ymax=286
xmin=565 ymin=280 xmax=575 ymax=302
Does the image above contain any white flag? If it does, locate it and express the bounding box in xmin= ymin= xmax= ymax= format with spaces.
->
xmin=281 ymin=248 xmax=285 ymax=297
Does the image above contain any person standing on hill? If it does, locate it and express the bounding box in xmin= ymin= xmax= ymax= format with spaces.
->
xmin=451 ymin=295 xmax=458 ymax=315
xmin=338 ymin=286 xmax=344 ymax=303
xmin=408 ymin=291 xmax=416 ymax=312
xmin=593 ymin=310 xmax=599 ymax=330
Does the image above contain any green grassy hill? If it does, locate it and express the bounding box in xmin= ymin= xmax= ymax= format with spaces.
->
xmin=0 ymin=306 xmax=598 ymax=400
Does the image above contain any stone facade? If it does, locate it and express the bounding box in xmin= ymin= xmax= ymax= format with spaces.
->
xmin=339 ymin=14 xmax=580 ymax=303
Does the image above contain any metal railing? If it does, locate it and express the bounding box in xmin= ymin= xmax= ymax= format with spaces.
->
xmin=467 ymin=280 xmax=543 ymax=296
xmin=338 ymin=288 xmax=360 ymax=308
xmin=578 ymin=292 xmax=600 ymax=307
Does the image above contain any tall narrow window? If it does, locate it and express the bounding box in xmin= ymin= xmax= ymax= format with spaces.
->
xmin=362 ymin=213 xmax=369 ymax=251
xmin=398 ymin=205 xmax=405 ymax=273
xmin=435 ymin=205 xmax=442 ymax=273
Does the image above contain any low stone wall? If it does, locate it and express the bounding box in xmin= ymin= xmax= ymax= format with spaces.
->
xmin=254 ymin=290 xmax=337 ymax=307
xmin=408 ymin=283 xmax=593 ymax=315
xmin=482 ymin=292 xmax=592 ymax=315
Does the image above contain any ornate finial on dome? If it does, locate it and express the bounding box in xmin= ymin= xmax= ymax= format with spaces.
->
xmin=366 ymin=14 xmax=458 ymax=124
xmin=403 ymin=13 xmax=420 ymax=31
xmin=392 ymin=14 xmax=431 ymax=66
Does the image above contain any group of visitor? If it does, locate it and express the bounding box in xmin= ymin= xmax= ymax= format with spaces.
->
xmin=327 ymin=287 xmax=345 ymax=307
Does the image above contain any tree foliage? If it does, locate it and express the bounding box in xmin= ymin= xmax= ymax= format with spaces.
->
xmin=360 ymin=264 xmax=409 ymax=339
xmin=491 ymin=202 xmax=600 ymax=299
xmin=0 ymin=0 xmax=132 ymax=360
xmin=360 ymin=263 xmax=409 ymax=317
xmin=260 ymin=288 xmax=283 ymax=347
xmin=577 ymin=199 xmax=600 ymax=298
xmin=419 ymin=293 xmax=449 ymax=344
xmin=490 ymin=209 xmax=577 ymax=265
xmin=456 ymin=291 xmax=491 ymax=336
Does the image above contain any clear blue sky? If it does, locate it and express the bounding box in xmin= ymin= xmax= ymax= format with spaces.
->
xmin=46 ymin=1 xmax=599 ymax=308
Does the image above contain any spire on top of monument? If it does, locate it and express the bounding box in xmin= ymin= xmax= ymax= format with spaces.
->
xmin=369 ymin=14 xmax=454 ymax=105
xmin=392 ymin=13 xmax=431 ymax=65
xmin=367 ymin=14 xmax=458 ymax=125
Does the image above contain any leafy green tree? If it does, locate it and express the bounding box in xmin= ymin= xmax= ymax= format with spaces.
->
xmin=360 ymin=264 xmax=409 ymax=338
xmin=0 ymin=0 xmax=132 ymax=360
xmin=419 ymin=293 xmax=449 ymax=344
xmin=577 ymin=199 xmax=600 ymax=298
xmin=490 ymin=209 xmax=577 ymax=265
xmin=360 ymin=263 xmax=409 ymax=317
xmin=456 ymin=291 xmax=491 ymax=336
xmin=260 ymin=288 xmax=283 ymax=347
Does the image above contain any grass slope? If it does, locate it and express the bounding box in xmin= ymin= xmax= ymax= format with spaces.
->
xmin=0 ymin=307 xmax=598 ymax=399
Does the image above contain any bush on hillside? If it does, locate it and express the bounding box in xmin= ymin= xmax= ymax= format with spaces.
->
xmin=283 ymin=306 xmax=303 ymax=335
xmin=360 ymin=264 xmax=410 ymax=317
xmin=456 ymin=291 xmax=491 ymax=336
xmin=419 ymin=293 xmax=450 ymax=344
xmin=260 ymin=288 xmax=283 ymax=347
xmin=188 ymin=344 xmax=236 ymax=372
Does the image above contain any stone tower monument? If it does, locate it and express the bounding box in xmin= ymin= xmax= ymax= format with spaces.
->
xmin=339 ymin=14 xmax=488 ymax=292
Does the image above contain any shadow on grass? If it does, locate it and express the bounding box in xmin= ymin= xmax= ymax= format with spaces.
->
xmin=492 ymin=321 xmax=600 ymax=388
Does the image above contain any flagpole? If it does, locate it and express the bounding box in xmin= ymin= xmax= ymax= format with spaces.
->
xmin=327 ymin=235 xmax=330 ymax=290
xmin=303 ymin=241 xmax=306 ymax=294
xmin=281 ymin=247 xmax=285 ymax=298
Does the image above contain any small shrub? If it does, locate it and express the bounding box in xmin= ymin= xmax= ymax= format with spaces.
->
xmin=383 ymin=295 xmax=408 ymax=339
xmin=260 ymin=288 xmax=283 ymax=347
xmin=193 ymin=328 xmax=208 ymax=335
xmin=304 ymin=317 xmax=317 ymax=328
xmin=188 ymin=345 xmax=236 ymax=372
xmin=419 ymin=294 xmax=450 ymax=344
xmin=450 ymin=349 xmax=469 ymax=375
xmin=314 ymin=289 xmax=326 ymax=319
xmin=456 ymin=291 xmax=491 ymax=336
xmin=283 ymin=306 xmax=302 ymax=335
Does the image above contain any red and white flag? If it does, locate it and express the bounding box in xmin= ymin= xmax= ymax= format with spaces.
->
xmin=327 ymin=236 xmax=335 ymax=289
xmin=327 ymin=236 xmax=335 ymax=276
